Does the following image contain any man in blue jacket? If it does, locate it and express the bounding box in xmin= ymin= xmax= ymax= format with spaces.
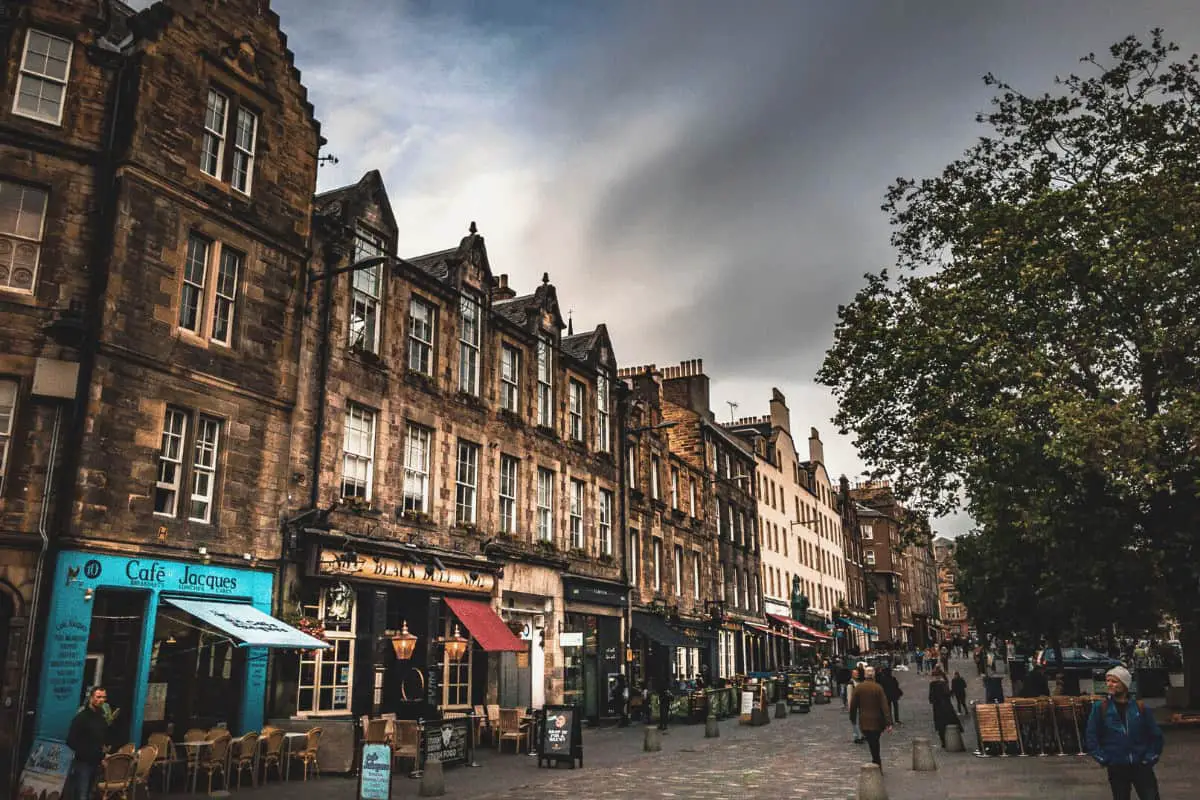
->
xmin=1084 ymin=666 xmax=1163 ymax=800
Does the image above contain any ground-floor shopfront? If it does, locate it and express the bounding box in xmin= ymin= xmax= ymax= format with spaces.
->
xmin=561 ymin=576 xmax=626 ymax=723
xmin=35 ymin=550 xmax=319 ymax=748
xmin=0 ymin=542 xmax=37 ymax=786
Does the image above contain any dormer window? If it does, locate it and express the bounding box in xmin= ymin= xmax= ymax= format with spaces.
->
xmin=458 ymin=295 xmax=481 ymax=395
xmin=596 ymin=373 xmax=611 ymax=452
xmin=536 ymin=337 xmax=553 ymax=428
xmin=350 ymin=228 xmax=386 ymax=354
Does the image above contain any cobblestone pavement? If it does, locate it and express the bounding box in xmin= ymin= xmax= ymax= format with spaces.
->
xmin=173 ymin=658 xmax=1197 ymax=799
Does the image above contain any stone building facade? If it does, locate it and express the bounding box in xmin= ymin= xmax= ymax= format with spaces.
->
xmin=837 ymin=476 xmax=872 ymax=653
xmin=283 ymin=171 xmax=623 ymax=726
xmin=1 ymin=0 xmax=319 ymax=782
xmin=906 ymin=535 xmax=942 ymax=648
xmin=934 ymin=536 xmax=971 ymax=640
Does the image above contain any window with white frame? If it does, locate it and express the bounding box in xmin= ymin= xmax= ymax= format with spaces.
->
xmin=341 ymin=404 xmax=375 ymax=501
xmin=201 ymin=89 xmax=228 ymax=178
xmin=861 ymin=523 xmax=874 ymax=540
xmin=626 ymin=445 xmax=637 ymax=489
xmin=230 ymin=107 xmax=257 ymax=194
xmin=670 ymin=467 xmax=679 ymax=509
xmin=726 ymin=502 xmax=735 ymax=542
xmin=650 ymin=455 xmax=660 ymax=500
xmin=402 ymin=423 xmax=431 ymax=513
xmin=153 ymin=407 xmax=222 ymax=522
xmin=569 ymin=478 xmax=585 ymax=549
xmin=673 ymin=545 xmax=683 ymax=596
xmin=652 ymin=538 xmax=662 ymax=592
xmin=455 ymin=440 xmax=479 ymax=525
xmin=0 ymin=180 xmax=48 ymax=293
xmin=630 ymin=529 xmax=640 ymax=586
xmin=458 ymin=295 xmax=481 ymax=394
xmin=500 ymin=345 xmax=520 ymax=412
xmin=692 ymin=552 xmax=700 ymax=600
xmin=689 ymin=478 xmax=696 ymax=517
xmin=14 ymin=30 xmax=72 ymax=125
xmin=716 ymin=498 xmax=725 ymax=539
xmin=179 ymin=233 xmax=242 ymax=345
xmin=865 ymin=549 xmax=876 ymax=566
xmin=0 ymin=380 xmax=18 ymax=493
xmin=568 ymin=379 xmax=585 ymax=441
xmin=499 ymin=455 xmax=518 ymax=534
xmin=732 ymin=568 xmax=740 ymax=608
xmin=536 ymin=338 xmax=553 ymax=428
xmin=408 ymin=296 xmax=435 ymax=375
xmin=537 ymin=467 xmax=554 ymax=542
xmin=598 ymin=489 xmax=613 ymax=555
xmin=350 ymin=228 xmax=386 ymax=354
xmin=297 ymin=587 xmax=355 ymax=714
xmin=596 ymin=373 xmax=610 ymax=452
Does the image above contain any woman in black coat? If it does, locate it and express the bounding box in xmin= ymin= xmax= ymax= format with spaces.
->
xmin=928 ymin=668 xmax=962 ymax=747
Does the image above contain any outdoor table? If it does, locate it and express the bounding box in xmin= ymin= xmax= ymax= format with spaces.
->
xmin=282 ymin=732 xmax=308 ymax=781
xmin=177 ymin=740 xmax=209 ymax=794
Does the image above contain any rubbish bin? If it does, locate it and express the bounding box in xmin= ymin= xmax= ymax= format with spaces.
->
xmin=1008 ymin=657 xmax=1028 ymax=696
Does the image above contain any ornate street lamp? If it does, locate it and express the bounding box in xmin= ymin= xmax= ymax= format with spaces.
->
xmin=443 ymin=624 xmax=469 ymax=662
xmin=389 ymin=620 xmax=419 ymax=661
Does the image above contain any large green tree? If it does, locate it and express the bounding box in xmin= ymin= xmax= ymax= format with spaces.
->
xmin=818 ymin=32 xmax=1200 ymax=703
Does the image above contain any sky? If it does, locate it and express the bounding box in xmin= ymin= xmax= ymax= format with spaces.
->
xmin=250 ymin=0 xmax=1200 ymax=536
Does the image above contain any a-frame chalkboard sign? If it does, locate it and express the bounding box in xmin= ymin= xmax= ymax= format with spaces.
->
xmin=537 ymin=704 xmax=583 ymax=768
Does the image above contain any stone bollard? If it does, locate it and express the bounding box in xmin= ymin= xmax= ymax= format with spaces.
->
xmin=912 ymin=738 xmax=938 ymax=771
xmin=775 ymin=700 xmax=788 ymax=719
xmin=944 ymin=724 xmax=966 ymax=753
xmin=419 ymin=759 xmax=445 ymax=797
xmin=705 ymin=713 xmax=720 ymax=738
xmin=644 ymin=725 xmax=662 ymax=752
xmin=857 ymin=763 xmax=888 ymax=800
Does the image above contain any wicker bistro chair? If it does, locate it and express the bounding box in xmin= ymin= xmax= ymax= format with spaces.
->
xmin=181 ymin=728 xmax=208 ymax=777
xmin=129 ymin=745 xmax=158 ymax=800
xmin=117 ymin=743 xmax=136 ymax=756
xmin=95 ymin=753 xmax=136 ymax=800
xmin=260 ymin=727 xmax=286 ymax=783
xmin=196 ymin=731 xmax=232 ymax=794
xmin=231 ymin=731 xmax=259 ymax=789
xmin=390 ymin=720 xmax=420 ymax=774
xmin=291 ymin=727 xmax=323 ymax=781
xmin=146 ymin=732 xmax=183 ymax=792
xmin=496 ymin=708 xmax=530 ymax=754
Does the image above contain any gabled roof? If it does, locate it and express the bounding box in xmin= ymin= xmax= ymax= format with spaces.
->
xmin=404 ymin=223 xmax=493 ymax=286
xmin=406 ymin=247 xmax=455 ymax=281
xmin=493 ymin=273 xmax=565 ymax=333
xmin=314 ymin=170 xmax=397 ymax=236
xmin=560 ymin=323 xmax=616 ymax=370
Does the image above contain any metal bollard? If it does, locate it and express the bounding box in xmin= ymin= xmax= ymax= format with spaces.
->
xmin=775 ymin=700 xmax=788 ymax=719
xmin=857 ymin=763 xmax=888 ymax=800
xmin=944 ymin=724 xmax=966 ymax=753
xmin=912 ymin=737 xmax=938 ymax=771
xmin=418 ymin=759 xmax=445 ymax=797
xmin=644 ymin=725 xmax=662 ymax=752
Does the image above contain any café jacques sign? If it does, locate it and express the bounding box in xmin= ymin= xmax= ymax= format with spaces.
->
xmin=317 ymin=548 xmax=495 ymax=594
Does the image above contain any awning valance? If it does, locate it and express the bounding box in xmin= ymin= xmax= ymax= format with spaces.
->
xmin=838 ymin=617 xmax=879 ymax=636
xmin=163 ymin=598 xmax=329 ymax=649
xmin=766 ymin=613 xmax=831 ymax=640
xmin=444 ymin=597 xmax=525 ymax=652
xmin=632 ymin=612 xmax=696 ymax=648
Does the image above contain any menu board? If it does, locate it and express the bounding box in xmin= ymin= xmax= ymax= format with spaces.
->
xmin=788 ymin=670 xmax=813 ymax=711
xmin=423 ymin=718 xmax=468 ymax=766
xmin=538 ymin=705 xmax=582 ymax=768
xmin=17 ymin=739 xmax=73 ymax=800
xmin=144 ymin=683 xmax=168 ymax=722
xmin=358 ymin=743 xmax=392 ymax=800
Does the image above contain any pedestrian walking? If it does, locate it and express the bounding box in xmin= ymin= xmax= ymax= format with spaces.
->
xmin=939 ymin=642 xmax=951 ymax=673
xmin=66 ymin=686 xmax=111 ymax=800
xmin=849 ymin=666 xmax=893 ymax=768
xmin=612 ymin=673 xmax=630 ymax=726
xmin=657 ymin=680 xmax=672 ymax=732
xmin=928 ymin=667 xmax=962 ymax=748
xmin=836 ymin=663 xmax=852 ymax=708
xmin=848 ymin=664 xmax=865 ymax=742
xmin=1085 ymin=666 xmax=1163 ymax=800
xmin=951 ymin=670 xmax=969 ymax=715
xmin=880 ymin=666 xmax=903 ymax=725
xmin=914 ymin=648 xmax=925 ymax=674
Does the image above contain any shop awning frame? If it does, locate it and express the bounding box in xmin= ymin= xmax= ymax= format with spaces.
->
xmin=162 ymin=598 xmax=330 ymax=649
xmin=838 ymin=617 xmax=879 ymax=636
xmin=443 ymin=597 xmax=525 ymax=652
xmin=766 ymin=612 xmax=832 ymax=641
xmin=631 ymin=611 xmax=697 ymax=648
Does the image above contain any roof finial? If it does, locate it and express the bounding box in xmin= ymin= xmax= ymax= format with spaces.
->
xmin=469 ymin=221 xmax=478 ymax=235
xmin=567 ymin=309 xmax=574 ymax=336
xmin=541 ymin=272 xmax=550 ymax=285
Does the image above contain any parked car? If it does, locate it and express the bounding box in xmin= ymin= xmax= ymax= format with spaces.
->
xmin=1034 ymin=647 xmax=1123 ymax=671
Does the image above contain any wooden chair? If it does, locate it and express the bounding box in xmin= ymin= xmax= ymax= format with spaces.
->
xmin=486 ymin=704 xmax=501 ymax=740
xmin=260 ymin=727 xmax=286 ymax=783
xmin=292 ymin=727 xmax=323 ymax=781
xmin=146 ymin=732 xmax=182 ymax=792
xmin=116 ymin=743 xmax=136 ymax=755
xmin=473 ymin=705 xmax=490 ymax=745
xmin=95 ymin=753 xmax=135 ymax=800
xmin=196 ymin=731 xmax=232 ymax=794
xmin=231 ymin=731 xmax=259 ymax=788
xmin=129 ymin=745 xmax=157 ymax=800
xmin=496 ymin=708 xmax=529 ymax=754
xmin=390 ymin=720 xmax=420 ymax=774
xmin=363 ymin=718 xmax=390 ymax=744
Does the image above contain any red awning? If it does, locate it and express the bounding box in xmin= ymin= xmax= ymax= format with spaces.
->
xmin=443 ymin=597 xmax=525 ymax=652
xmin=766 ymin=612 xmax=831 ymax=641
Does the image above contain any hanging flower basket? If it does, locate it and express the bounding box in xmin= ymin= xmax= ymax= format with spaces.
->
xmin=295 ymin=616 xmax=328 ymax=656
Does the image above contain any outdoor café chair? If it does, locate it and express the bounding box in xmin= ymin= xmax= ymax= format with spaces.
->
xmin=95 ymin=752 xmax=135 ymax=800
xmin=260 ymin=727 xmax=286 ymax=783
xmin=291 ymin=727 xmax=323 ymax=781
xmin=231 ymin=731 xmax=259 ymax=788
xmin=147 ymin=732 xmax=183 ymax=792
xmin=496 ymin=708 xmax=529 ymax=754
xmin=390 ymin=720 xmax=420 ymax=774
xmin=129 ymin=744 xmax=158 ymax=800
xmin=196 ymin=731 xmax=232 ymax=794
xmin=364 ymin=717 xmax=390 ymax=744
xmin=116 ymin=743 xmax=136 ymax=755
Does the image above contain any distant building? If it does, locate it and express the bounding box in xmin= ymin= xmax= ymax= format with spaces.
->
xmin=934 ymin=537 xmax=971 ymax=640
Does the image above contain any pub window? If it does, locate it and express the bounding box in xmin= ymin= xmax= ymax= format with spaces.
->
xmin=569 ymin=478 xmax=585 ymax=549
xmin=537 ymin=467 xmax=554 ymax=542
xmin=568 ymin=379 xmax=585 ymax=442
xmin=536 ymin=338 xmax=553 ymax=428
xmin=0 ymin=180 xmax=48 ymax=293
xmin=439 ymin=610 xmax=473 ymax=709
xmin=598 ymin=489 xmax=613 ymax=555
xmin=402 ymin=423 xmax=431 ymax=513
xmin=455 ymin=439 xmax=480 ymax=525
xmin=499 ymin=455 xmax=518 ymax=534
xmin=153 ymin=406 xmax=223 ymax=524
xmin=297 ymin=587 xmax=355 ymax=714
xmin=458 ymin=295 xmax=481 ymax=395
xmin=350 ymin=228 xmax=386 ymax=354
xmin=408 ymin=296 xmax=436 ymax=375
xmin=595 ymin=373 xmax=610 ymax=452
xmin=13 ymin=29 xmax=73 ymax=125
xmin=341 ymin=403 xmax=376 ymax=501
xmin=500 ymin=345 xmax=520 ymax=412
xmin=0 ymin=379 xmax=17 ymax=493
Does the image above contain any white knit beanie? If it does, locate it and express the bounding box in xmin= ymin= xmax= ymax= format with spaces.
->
xmin=1106 ymin=666 xmax=1133 ymax=691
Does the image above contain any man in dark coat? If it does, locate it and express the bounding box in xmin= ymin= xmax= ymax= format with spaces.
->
xmin=66 ymin=686 xmax=110 ymax=800
xmin=1021 ymin=664 xmax=1051 ymax=698
xmin=879 ymin=667 xmax=904 ymax=725
xmin=951 ymin=671 xmax=969 ymax=715
xmin=928 ymin=668 xmax=962 ymax=747
xmin=849 ymin=667 xmax=893 ymax=768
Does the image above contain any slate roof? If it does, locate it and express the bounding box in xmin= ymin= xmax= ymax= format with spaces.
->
xmin=494 ymin=294 xmax=538 ymax=327
xmin=406 ymin=247 xmax=456 ymax=281
xmin=561 ymin=330 xmax=599 ymax=361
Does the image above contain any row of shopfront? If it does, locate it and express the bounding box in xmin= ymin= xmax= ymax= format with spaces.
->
xmin=32 ymin=538 xmax=853 ymax=759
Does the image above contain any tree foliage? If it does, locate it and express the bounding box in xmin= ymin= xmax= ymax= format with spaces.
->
xmin=818 ymin=32 xmax=1200 ymax=697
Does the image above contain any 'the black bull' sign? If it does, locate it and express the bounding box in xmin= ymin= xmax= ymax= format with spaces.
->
xmin=538 ymin=705 xmax=583 ymax=769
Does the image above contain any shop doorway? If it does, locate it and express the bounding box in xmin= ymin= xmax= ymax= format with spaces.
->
xmin=498 ymin=646 xmax=531 ymax=709
xmin=88 ymin=589 xmax=146 ymax=746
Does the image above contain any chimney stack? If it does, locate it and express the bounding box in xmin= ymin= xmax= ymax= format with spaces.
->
xmin=809 ymin=427 xmax=825 ymax=465
xmin=769 ymin=388 xmax=790 ymax=434
xmin=491 ymin=273 xmax=516 ymax=301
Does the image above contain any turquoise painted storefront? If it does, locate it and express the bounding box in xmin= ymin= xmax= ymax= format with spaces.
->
xmin=36 ymin=551 xmax=276 ymax=745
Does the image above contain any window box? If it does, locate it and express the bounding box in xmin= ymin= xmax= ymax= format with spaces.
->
xmin=404 ymin=369 xmax=439 ymax=395
xmin=349 ymin=345 xmax=388 ymax=371
xmin=343 ymin=498 xmax=379 ymax=518
xmin=400 ymin=509 xmax=434 ymax=527
xmin=630 ymin=488 xmax=645 ymax=504
xmin=535 ymin=424 xmax=558 ymax=441
xmin=535 ymin=539 xmax=558 ymax=555
xmin=454 ymin=389 xmax=487 ymax=410
xmin=455 ymin=522 xmax=482 ymax=536
xmin=598 ymin=553 xmax=616 ymax=566
xmin=568 ymin=547 xmax=589 ymax=561
xmin=497 ymin=408 xmax=524 ymax=428
xmin=671 ymin=508 xmax=687 ymax=523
